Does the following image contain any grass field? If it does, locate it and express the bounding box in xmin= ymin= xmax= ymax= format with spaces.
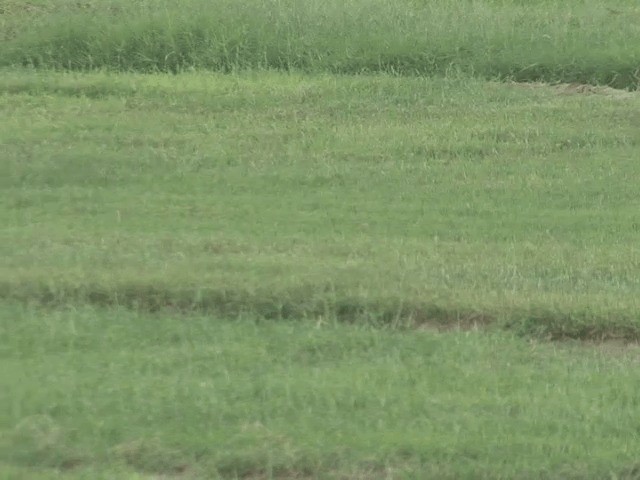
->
xmin=3 ymin=70 xmax=640 ymax=339
xmin=2 ymin=0 xmax=640 ymax=478
xmin=3 ymin=304 xmax=640 ymax=479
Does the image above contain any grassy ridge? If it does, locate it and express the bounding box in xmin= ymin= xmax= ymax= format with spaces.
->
xmin=2 ymin=71 xmax=640 ymax=339
xmin=3 ymin=303 xmax=640 ymax=478
xmin=1 ymin=0 xmax=640 ymax=87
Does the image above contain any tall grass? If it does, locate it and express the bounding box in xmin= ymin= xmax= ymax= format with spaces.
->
xmin=1 ymin=0 xmax=640 ymax=87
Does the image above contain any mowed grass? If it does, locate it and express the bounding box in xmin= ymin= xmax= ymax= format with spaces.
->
xmin=2 ymin=303 xmax=640 ymax=479
xmin=3 ymin=1 xmax=640 ymax=477
xmin=1 ymin=0 xmax=639 ymax=87
xmin=3 ymin=3 xmax=640 ymax=477
xmin=2 ymin=70 xmax=640 ymax=338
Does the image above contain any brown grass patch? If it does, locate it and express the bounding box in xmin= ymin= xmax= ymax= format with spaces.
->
xmin=509 ymin=81 xmax=638 ymax=100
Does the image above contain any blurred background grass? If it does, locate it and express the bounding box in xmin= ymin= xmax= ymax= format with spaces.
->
xmin=1 ymin=0 xmax=639 ymax=87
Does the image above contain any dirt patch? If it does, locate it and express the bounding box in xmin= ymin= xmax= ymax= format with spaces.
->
xmin=509 ymin=81 xmax=638 ymax=100
xmin=555 ymin=82 xmax=637 ymax=99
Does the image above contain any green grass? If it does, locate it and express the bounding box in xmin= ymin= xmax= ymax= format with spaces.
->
xmin=1 ymin=0 xmax=639 ymax=87
xmin=3 ymin=2 xmax=640 ymax=475
xmin=2 ymin=303 xmax=640 ymax=479
xmin=2 ymin=70 xmax=640 ymax=339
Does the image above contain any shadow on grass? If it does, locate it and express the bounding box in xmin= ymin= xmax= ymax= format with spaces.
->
xmin=3 ymin=280 xmax=640 ymax=342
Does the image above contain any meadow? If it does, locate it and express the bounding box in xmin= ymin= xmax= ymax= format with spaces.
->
xmin=2 ymin=0 xmax=640 ymax=478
